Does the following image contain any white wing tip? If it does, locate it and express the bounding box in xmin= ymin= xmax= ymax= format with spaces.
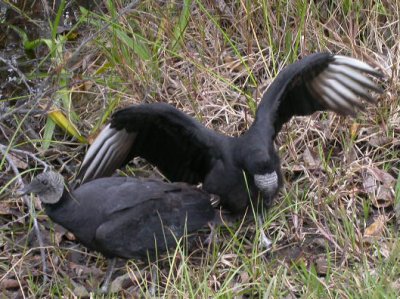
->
xmin=332 ymin=55 xmax=383 ymax=78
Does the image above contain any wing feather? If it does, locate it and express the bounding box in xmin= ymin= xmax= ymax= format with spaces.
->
xmin=76 ymin=103 xmax=221 ymax=185
xmin=255 ymin=53 xmax=383 ymax=135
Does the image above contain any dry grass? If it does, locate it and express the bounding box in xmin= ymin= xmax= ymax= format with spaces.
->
xmin=1 ymin=0 xmax=399 ymax=298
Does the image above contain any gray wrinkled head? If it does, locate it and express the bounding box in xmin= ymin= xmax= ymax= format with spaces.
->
xmin=22 ymin=171 xmax=65 ymax=204
xmin=254 ymin=171 xmax=279 ymax=205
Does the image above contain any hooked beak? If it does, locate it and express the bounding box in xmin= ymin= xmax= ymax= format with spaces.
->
xmin=18 ymin=180 xmax=42 ymax=196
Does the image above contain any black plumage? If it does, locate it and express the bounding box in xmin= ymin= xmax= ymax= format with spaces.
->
xmin=22 ymin=171 xmax=215 ymax=291
xmin=77 ymin=53 xmax=383 ymax=214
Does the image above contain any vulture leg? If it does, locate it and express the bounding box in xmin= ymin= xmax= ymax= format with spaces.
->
xmin=258 ymin=215 xmax=272 ymax=250
xmin=149 ymin=264 xmax=158 ymax=297
xmin=100 ymin=258 xmax=117 ymax=293
xmin=204 ymin=209 xmax=228 ymax=246
xmin=204 ymin=221 xmax=216 ymax=246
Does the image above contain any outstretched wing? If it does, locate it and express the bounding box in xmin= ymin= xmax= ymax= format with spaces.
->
xmin=256 ymin=53 xmax=383 ymax=135
xmin=76 ymin=103 xmax=221 ymax=185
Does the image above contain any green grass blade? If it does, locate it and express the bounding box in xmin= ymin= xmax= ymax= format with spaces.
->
xmin=170 ymin=0 xmax=192 ymax=52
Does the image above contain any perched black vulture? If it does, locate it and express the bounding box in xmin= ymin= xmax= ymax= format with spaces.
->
xmin=22 ymin=171 xmax=215 ymax=292
xmin=77 ymin=53 xmax=383 ymax=214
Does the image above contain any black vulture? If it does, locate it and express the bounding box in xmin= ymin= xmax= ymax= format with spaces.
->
xmin=22 ymin=171 xmax=215 ymax=292
xmin=76 ymin=53 xmax=383 ymax=215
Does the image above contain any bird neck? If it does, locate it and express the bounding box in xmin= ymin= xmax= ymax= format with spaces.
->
xmin=43 ymin=187 xmax=71 ymax=212
xmin=236 ymin=129 xmax=273 ymax=173
xmin=244 ymin=114 xmax=274 ymax=147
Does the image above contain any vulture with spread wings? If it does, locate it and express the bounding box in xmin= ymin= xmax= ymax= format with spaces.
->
xmin=77 ymin=53 xmax=383 ymax=214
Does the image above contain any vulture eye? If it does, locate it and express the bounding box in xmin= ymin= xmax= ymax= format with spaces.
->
xmin=41 ymin=179 xmax=48 ymax=186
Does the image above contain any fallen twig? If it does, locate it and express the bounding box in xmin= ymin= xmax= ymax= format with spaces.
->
xmin=0 ymin=144 xmax=50 ymax=170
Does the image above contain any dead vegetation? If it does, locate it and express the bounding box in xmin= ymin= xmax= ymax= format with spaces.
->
xmin=0 ymin=0 xmax=399 ymax=298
